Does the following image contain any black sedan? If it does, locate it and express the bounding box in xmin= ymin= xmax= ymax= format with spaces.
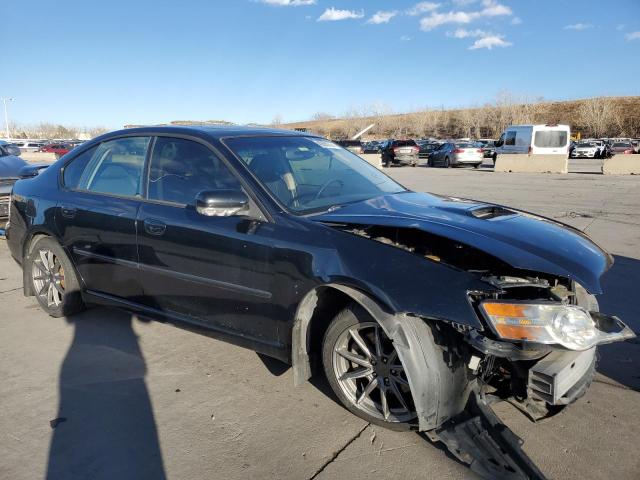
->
xmin=5 ymin=126 xmax=634 ymax=434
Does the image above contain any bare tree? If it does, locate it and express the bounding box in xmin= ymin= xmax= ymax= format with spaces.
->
xmin=577 ymin=97 xmax=619 ymax=138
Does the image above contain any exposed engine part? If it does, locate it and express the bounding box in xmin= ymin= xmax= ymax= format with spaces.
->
xmin=338 ymin=225 xmax=510 ymax=272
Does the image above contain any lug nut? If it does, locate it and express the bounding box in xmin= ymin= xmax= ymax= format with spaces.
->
xmin=391 ymin=369 xmax=396 ymax=375
xmin=382 ymin=358 xmax=387 ymax=364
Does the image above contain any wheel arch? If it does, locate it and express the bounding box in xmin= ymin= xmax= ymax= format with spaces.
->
xmin=291 ymin=284 xmax=473 ymax=431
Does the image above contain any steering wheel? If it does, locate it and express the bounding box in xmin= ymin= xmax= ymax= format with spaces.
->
xmin=286 ymin=178 xmax=344 ymax=207
xmin=313 ymin=178 xmax=344 ymax=202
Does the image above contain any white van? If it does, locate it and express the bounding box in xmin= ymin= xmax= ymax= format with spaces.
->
xmin=494 ymin=124 xmax=570 ymax=158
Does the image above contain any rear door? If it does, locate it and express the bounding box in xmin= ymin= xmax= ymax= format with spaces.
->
xmin=136 ymin=136 xmax=277 ymax=345
xmin=56 ymin=136 xmax=150 ymax=302
xmin=531 ymin=127 xmax=569 ymax=155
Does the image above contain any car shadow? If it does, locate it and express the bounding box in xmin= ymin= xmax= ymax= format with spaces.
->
xmin=46 ymin=308 xmax=166 ymax=480
xmin=255 ymin=352 xmax=290 ymax=376
xmin=594 ymin=254 xmax=640 ymax=391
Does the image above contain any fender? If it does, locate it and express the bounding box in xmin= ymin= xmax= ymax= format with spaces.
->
xmin=292 ymin=284 xmax=471 ymax=431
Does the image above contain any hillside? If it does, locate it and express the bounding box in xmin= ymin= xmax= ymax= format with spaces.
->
xmin=282 ymin=96 xmax=640 ymax=140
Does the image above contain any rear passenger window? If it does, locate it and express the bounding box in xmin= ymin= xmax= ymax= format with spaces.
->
xmin=147 ymin=137 xmax=241 ymax=205
xmin=505 ymin=131 xmax=516 ymax=146
xmin=66 ymin=137 xmax=150 ymax=197
xmin=63 ymin=146 xmax=97 ymax=189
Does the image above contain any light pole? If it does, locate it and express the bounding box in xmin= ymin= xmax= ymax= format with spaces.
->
xmin=1 ymin=97 xmax=13 ymax=140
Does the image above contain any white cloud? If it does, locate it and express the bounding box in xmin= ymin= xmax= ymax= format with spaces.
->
xmin=420 ymin=11 xmax=475 ymax=30
xmin=317 ymin=7 xmax=364 ymax=22
xmin=406 ymin=2 xmax=440 ymax=16
xmin=258 ymin=0 xmax=316 ymax=6
xmin=452 ymin=0 xmax=477 ymax=5
xmin=469 ymin=34 xmax=512 ymax=49
xmin=616 ymin=24 xmax=625 ymax=31
xmin=419 ymin=1 xmax=511 ymax=30
xmin=400 ymin=35 xmax=412 ymax=41
xmin=480 ymin=0 xmax=511 ymax=17
xmin=448 ymin=28 xmax=487 ymax=38
xmin=564 ymin=23 xmax=593 ymax=30
xmin=626 ymin=31 xmax=640 ymax=41
xmin=367 ymin=10 xmax=398 ymax=25
xmin=510 ymin=16 xmax=522 ymax=25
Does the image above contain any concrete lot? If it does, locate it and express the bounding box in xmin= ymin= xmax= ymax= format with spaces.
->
xmin=1 ymin=159 xmax=639 ymax=480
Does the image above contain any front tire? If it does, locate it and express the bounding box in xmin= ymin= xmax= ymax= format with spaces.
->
xmin=26 ymin=237 xmax=85 ymax=317
xmin=322 ymin=304 xmax=417 ymax=430
xmin=444 ymin=157 xmax=451 ymax=168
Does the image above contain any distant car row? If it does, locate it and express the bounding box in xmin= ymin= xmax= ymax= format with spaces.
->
xmin=570 ymin=138 xmax=639 ymax=158
xmin=3 ymin=139 xmax=85 ymax=157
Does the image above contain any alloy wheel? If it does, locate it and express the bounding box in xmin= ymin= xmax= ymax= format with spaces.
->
xmin=332 ymin=322 xmax=416 ymax=423
xmin=32 ymin=249 xmax=66 ymax=308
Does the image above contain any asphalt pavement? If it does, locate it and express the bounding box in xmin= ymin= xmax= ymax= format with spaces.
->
xmin=1 ymin=159 xmax=638 ymax=479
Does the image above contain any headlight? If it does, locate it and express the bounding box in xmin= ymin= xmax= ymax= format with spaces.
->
xmin=480 ymin=301 xmax=603 ymax=350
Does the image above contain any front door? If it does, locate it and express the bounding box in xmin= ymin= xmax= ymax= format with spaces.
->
xmin=136 ymin=136 xmax=278 ymax=347
xmin=56 ymin=136 xmax=151 ymax=302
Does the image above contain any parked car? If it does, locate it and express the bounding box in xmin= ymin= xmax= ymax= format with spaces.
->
xmin=0 ymin=140 xmax=22 ymax=157
xmin=571 ymin=141 xmax=605 ymax=159
xmin=416 ymin=141 xmax=440 ymax=160
xmin=380 ymin=139 xmax=420 ymax=167
xmin=494 ymin=124 xmax=570 ymax=159
xmin=0 ymin=146 xmax=48 ymax=226
xmin=13 ymin=140 xmax=46 ymax=152
xmin=40 ymin=143 xmax=73 ymax=158
xmin=609 ymin=142 xmax=635 ymax=155
xmin=362 ymin=141 xmax=382 ymax=154
xmin=5 ymin=126 xmax=634 ymax=438
xmin=428 ymin=142 xmax=483 ymax=168
xmin=480 ymin=142 xmax=495 ymax=159
xmin=630 ymin=139 xmax=640 ymax=153
xmin=334 ymin=139 xmax=363 ymax=155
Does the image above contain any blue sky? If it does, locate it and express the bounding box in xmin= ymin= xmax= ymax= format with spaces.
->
xmin=2 ymin=0 xmax=639 ymax=128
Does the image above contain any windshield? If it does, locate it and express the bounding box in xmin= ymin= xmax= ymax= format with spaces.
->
xmin=577 ymin=142 xmax=596 ymax=147
xmin=224 ymin=136 xmax=406 ymax=214
xmin=613 ymin=142 xmax=631 ymax=147
xmin=534 ymin=130 xmax=568 ymax=148
xmin=455 ymin=143 xmax=475 ymax=148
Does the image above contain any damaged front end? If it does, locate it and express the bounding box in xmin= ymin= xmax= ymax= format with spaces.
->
xmin=324 ymin=220 xmax=635 ymax=422
xmin=466 ymin=276 xmax=634 ymax=421
xmin=314 ymin=206 xmax=636 ymax=479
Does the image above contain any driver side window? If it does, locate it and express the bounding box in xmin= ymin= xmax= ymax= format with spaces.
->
xmin=147 ymin=137 xmax=241 ymax=205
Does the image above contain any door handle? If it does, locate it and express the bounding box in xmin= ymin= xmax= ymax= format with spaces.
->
xmin=143 ymin=218 xmax=166 ymax=236
xmin=61 ymin=206 xmax=77 ymax=219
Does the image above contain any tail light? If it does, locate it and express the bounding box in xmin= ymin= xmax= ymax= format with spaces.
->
xmin=412 ymin=146 xmax=419 ymax=153
xmin=453 ymin=148 xmax=464 ymax=154
xmin=624 ymin=149 xmax=633 ymax=154
xmin=476 ymin=149 xmax=483 ymax=153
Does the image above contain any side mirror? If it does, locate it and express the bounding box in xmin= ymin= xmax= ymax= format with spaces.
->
xmin=195 ymin=190 xmax=250 ymax=217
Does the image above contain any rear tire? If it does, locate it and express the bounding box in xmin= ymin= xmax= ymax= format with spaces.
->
xmin=25 ymin=237 xmax=85 ymax=318
xmin=322 ymin=304 xmax=416 ymax=431
xmin=444 ymin=157 xmax=451 ymax=168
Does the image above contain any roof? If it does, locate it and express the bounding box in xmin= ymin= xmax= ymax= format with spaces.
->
xmin=109 ymin=124 xmax=315 ymax=140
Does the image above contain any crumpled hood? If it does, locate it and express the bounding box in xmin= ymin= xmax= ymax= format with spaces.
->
xmin=311 ymin=192 xmax=612 ymax=294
